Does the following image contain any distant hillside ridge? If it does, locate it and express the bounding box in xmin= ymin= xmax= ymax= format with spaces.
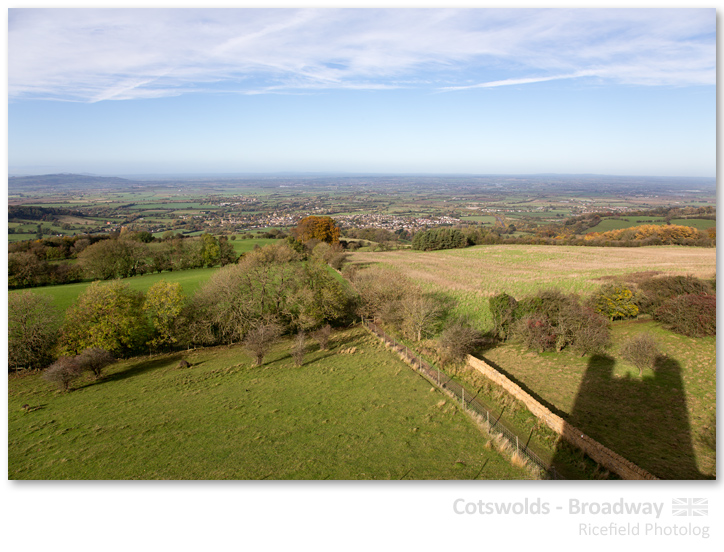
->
xmin=9 ymin=173 xmax=141 ymax=192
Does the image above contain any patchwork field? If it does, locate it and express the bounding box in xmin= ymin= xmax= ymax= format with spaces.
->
xmin=8 ymin=328 xmax=531 ymax=480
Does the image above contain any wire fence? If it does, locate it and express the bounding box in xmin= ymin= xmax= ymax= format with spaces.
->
xmin=361 ymin=319 xmax=563 ymax=480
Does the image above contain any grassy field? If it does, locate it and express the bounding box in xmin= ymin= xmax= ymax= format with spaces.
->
xmin=481 ymin=321 xmax=716 ymax=479
xmin=8 ymin=268 xmax=218 ymax=314
xmin=231 ymin=237 xmax=280 ymax=255
xmin=348 ymin=244 xmax=715 ymax=479
xmin=349 ymin=244 xmax=716 ymax=329
xmin=583 ymin=217 xmax=715 ymax=234
xmin=8 ymin=327 xmax=532 ymax=480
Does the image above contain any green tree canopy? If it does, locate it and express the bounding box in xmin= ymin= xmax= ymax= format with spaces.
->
xmin=60 ymin=281 xmax=150 ymax=356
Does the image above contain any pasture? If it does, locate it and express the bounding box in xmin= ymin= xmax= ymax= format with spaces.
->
xmin=482 ymin=321 xmax=716 ymax=479
xmin=348 ymin=244 xmax=716 ymax=328
xmin=8 ymin=328 xmax=531 ymax=480
xmin=348 ymin=244 xmax=716 ymax=479
xmin=8 ymin=268 xmax=218 ymax=314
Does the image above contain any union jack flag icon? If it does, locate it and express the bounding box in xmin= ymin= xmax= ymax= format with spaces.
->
xmin=672 ymin=498 xmax=708 ymax=516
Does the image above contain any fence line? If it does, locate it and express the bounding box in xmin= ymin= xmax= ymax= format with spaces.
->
xmin=361 ymin=319 xmax=563 ymax=480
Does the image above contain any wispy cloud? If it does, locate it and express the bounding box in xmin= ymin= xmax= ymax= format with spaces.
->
xmin=8 ymin=8 xmax=715 ymax=102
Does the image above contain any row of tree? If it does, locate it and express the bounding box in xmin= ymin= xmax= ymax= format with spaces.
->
xmin=8 ymin=233 xmax=238 ymax=288
xmin=8 ymin=242 xmax=355 ymax=373
xmin=345 ymin=265 xmax=483 ymax=364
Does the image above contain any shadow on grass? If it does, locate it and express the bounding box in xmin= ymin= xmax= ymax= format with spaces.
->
xmin=552 ymin=353 xmax=707 ymax=480
xmin=79 ymin=354 xmax=184 ymax=388
xmin=480 ymin=356 xmax=569 ymax=420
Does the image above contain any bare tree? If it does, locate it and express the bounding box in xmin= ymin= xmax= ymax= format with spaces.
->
xmin=312 ymin=324 xmax=332 ymax=350
xmin=76 ymin=347 xmax=114 ymax=379
xmin=43 ymin=357 xmax=83 ymax=392
xmin=619 ymin=333 xmax=661 ymax=376
xmin=438 ymin=319 xmax=483 ymax=364
xmin=292 ymin=332 xmax=305 ymax=367
xmin=243 ymin=320 xmax=283 ymax=366
xmin=399 ymin=291 xmax=444 ymax=342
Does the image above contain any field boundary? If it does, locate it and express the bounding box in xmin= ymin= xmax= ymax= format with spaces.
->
xmin=466 ymin=355 xmax=658 ymax=481
xmin=361 ymin=319 xmax=562 ymax=479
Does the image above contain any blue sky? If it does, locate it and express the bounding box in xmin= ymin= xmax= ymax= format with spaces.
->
xmin=7 ymin=7 xmax=716 ymax=177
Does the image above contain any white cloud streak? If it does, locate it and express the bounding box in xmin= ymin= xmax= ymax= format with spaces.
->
xmin=8 ymin=8 xmax=715 ymax=102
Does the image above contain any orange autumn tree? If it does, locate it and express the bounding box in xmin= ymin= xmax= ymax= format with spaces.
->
xmin=292 ymin=216 xmax=341 ymax=244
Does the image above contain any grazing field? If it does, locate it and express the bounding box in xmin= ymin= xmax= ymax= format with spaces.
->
xmin=8 ymin=327 xmax=531 ymax=480
xmin=482 ymin=321 xmax=716 ymax=479
xmin=349 ymin=244 xmax=715 ymax=479
xmin=583 ymin=217 xmax=715 ymax=234
xmin=8 ymin=267 xmax=218 ymax=314
xmin=349 ymin=245 xmax=716 ymax=328
xmin=231 ymin=237 xmax=280 ymax=255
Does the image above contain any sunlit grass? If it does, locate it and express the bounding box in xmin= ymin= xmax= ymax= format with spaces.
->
xmin=8 ymin=328 xmax=532 ymax=480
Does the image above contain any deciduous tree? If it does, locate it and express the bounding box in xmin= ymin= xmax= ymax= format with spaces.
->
xmin=292 ymin=216 xmax=341 ymax=244
xmin=60 ymin=281 xmax=150 ymax=356
xmin=8 ymin=291 xmax=61 ymax=371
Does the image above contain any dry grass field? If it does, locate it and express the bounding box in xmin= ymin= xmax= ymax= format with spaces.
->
xmin=348 ymin=245 xmax=716 ymax=328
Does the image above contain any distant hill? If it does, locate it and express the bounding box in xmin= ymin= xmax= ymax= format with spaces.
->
xmin=8 ymin=173 xmax=141 ymax=192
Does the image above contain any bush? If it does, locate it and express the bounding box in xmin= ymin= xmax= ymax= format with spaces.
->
xmin=619 ymin=333 xmax=661 ymax=376
xmin=76 ymin=347 xmax=114 ymax=378
xmin=489 ymin=293 xmax=517 ymax=341
xmin=312 ymin=324 xmax=332 ymax=351
xmin=438 ymin=319 xmax=483 ymax=364
xmin=43 ymin=357 xmax=83 ymax=392
xmin=513 ymin=316 xmax=557 ymax=352
xmin=637 ymin=275 xmax=714 ymax=314
xmin=292 ymin=332 xmax=305 ymax=367
xmin=243 ymin=321 xmax=282 ymax=366
xmin=654 ymin=294 xmax=716 ymax=337
xmin=592 ymin=284 xmax=639 ymax=321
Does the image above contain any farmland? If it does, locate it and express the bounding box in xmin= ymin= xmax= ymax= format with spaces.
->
xmin=7 ymin=174 xmax=717 ymax=481
xmin=348 ymin=244 xmax=716 ymax=479
xmin=8 ymin=327 xmax=531 ymax=480
xmin=348 ymin=245 xmax=716 ymax=328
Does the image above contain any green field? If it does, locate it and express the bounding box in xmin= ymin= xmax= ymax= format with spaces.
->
xmin=8 ymin=327 xmax=531 ymax=480
xmin=348 ymin=245 xmax=716 ymax=479
xmin=482 ymin=321 xmax=716 ymax=479
xmin=583 ymin=217 xmax=715 ymax=234
xmin=231 ymin=237 xmax=280 ymax=255
xmin=9 ymin=268 xmax=219 ymax=314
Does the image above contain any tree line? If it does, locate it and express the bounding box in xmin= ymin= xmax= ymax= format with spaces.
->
xmin=8 ymin=231 xmax=237 ymax=289
xmin=8 ymin=241 xmax=355 ymax=378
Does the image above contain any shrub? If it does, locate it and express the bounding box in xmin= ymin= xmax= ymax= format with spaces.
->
xmin=654 ymin=294 xmax=716 ymax=337
xmin=619 ymin=333 xmax=661 ymax=376
xmin=312 ymin=324 xmax=332 ymax=351
xmin=592 ymin=284 xmax=639 ymax=321
xmin=243 ymin=321 xmax=282 ymax=366
xmin=637 ymin=275 xmax=714 ymax=314
xmin=438 ymin=319 xmax=483 ymax=364
xmin=292 ymin=332 xmax=305 ymax=367
xmin=76 ymin=347 xmax=114 ymax=379
xmin=513 ymin=316 xmax=557 ymax=352
xmin=43 ymin=357 xmax=83 ymax=392
xmin=489 ymin=293 xmax=518 ymax=341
